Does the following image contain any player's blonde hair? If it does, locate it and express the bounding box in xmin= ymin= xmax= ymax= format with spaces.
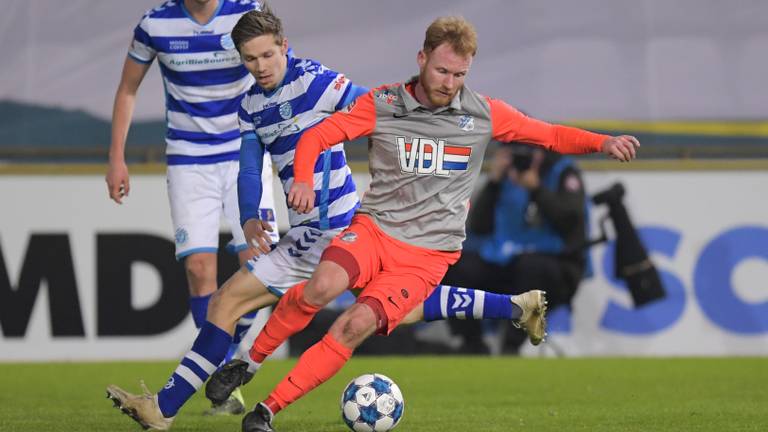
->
xmin=231 ymin=3 xmax=284 ymax=51
xmin=422 ymin=16 xmax=478 ymax=57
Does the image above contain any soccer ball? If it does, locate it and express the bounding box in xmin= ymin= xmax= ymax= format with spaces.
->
xmin=340 ymin=373 xmax=405 ymax=432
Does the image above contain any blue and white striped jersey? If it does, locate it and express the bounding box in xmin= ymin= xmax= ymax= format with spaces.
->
xmin=129 ymin=0 xmax=260 ymax=165
xmin=239 ymin=56 xmax=360 ymax=230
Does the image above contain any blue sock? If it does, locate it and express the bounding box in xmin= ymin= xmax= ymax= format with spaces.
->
xmin=224 ymin=344 xmax=238 ymax=365
xmin=423 ymin=285 xmax=522 ymax=321
xmin=222 ymin=310 xmax=259 ymax=365
xmin=157 ymin=321 xmax=232 ymax=418
xmin=188 ymin=294 xmax=212 ymax=329
xmin=233 ymin=310 xmax=258 ymax=345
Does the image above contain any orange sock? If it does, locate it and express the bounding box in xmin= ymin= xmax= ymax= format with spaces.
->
xmin=249 ymin=281 xmax=321 ymax=363
xmin=267 ymin=333 xmax=353 ymax=413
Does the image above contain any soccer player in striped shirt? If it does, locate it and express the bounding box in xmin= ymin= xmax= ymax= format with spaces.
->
xmin=104 ymin=0 xmax=277 ymax=415
xmin=240 ymin=15 xmax=639 ymax=431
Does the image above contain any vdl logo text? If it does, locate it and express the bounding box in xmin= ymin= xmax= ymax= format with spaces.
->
xmin=396 ymin=137 xmax=471 ymax=176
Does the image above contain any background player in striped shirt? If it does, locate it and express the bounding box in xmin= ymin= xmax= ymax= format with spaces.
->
xmin=105 ymin=7 xmax=554 ymax=430
xmin=104 ymin=0 xmax=278 ymax=415
xmin=240 ymin=15 xmax=639 ymax=432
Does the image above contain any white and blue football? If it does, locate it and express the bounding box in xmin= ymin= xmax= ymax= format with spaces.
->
xmin=340 ymin=373 xmax=405 ymax=432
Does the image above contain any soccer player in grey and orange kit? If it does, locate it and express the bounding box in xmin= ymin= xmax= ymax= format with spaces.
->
xmin=240 ymin=15 xmax=639 ymax=431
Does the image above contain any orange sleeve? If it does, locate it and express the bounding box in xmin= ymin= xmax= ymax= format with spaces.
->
xmin=488 ymin=97 xmax=608 ymax=154
xmin=294 ymin=91 xmax=377 ymax=185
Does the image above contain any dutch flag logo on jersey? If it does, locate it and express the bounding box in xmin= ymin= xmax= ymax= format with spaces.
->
xmin=397 ymin=137 xmax=472 ymax=176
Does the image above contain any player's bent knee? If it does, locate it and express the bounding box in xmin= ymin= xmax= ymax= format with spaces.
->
xmin=304 ymin=270 xmax=347 ymax=306
xmin=331 ymin=304 xmax=377 ymax=347
xmin=210 ymin=270 xmax=272 ymax=321
xmin=207 ymin=287 xmax=241 ymax=325
xmin=206 ymin=289 xmax=227 ymax=321
xmin=357 ymin=296 xmax=389 ymax=335
xmin=184 ymin=254 xmax=216 ymax=285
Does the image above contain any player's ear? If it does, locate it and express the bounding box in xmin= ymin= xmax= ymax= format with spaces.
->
xmin=417 ymin=50 xmax=426 ymax=69
xmin=280 ymin=37 xmax=288 ymax=55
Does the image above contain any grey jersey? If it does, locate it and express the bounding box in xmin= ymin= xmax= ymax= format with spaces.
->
xmin=358 ymin=78 xmax=493 ymax=251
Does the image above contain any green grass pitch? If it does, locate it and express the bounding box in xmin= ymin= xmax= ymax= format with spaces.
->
xmin=1 ymin=357 xmax=766 ymax=431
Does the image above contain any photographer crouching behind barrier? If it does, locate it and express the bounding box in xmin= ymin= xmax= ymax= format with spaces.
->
xmin=441 ymin=142 xmax=592 ymax=354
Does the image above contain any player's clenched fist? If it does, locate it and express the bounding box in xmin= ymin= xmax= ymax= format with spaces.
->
xmin=602 ymin=135 xmax=640 ymax=162
xmin=106 ymin=161 xmax=130 ymax=204
xmin=288 ymin=182 xmax=315 ymax=214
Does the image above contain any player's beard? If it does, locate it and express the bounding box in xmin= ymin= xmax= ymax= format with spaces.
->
xmin=419 ymin=70 xmax=460 ymax=108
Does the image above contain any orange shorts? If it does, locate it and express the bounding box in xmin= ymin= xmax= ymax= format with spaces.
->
xmin=321 ymin=214 xmax=460 ymax=335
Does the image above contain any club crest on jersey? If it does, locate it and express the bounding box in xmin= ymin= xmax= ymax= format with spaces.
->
xmin=341 ymin=232 xmax=358 ymax=243
xmin=458 ymin=115 xmax=474 ymax=131
xmin=279 ymin=102 xmax=292 ymax=120
xmin=175 ymin=228 xmax=188 ymax=245
xmin=396 ymin=137 xmax=471 ymax=177
xmin=220 ymin=34 xmax=235 ymax=50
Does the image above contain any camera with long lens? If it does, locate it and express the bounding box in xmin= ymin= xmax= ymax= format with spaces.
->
xmin=592 ymin=182 xmax=665 ymax=306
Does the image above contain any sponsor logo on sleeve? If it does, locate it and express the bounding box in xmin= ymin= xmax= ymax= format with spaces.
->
xmin=333 ymin=75 xmax=347 ymax=91
xmin=376 ymin=92 xmax=398 ymax=105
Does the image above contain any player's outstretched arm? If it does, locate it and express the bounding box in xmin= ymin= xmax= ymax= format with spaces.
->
xmin=487 ymin=98 xmax=641 ymax=159
xmin=106 ymin=57 xmax=151 ymax=204
xmin=601 ymin=135 xmax=640 ymax=162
